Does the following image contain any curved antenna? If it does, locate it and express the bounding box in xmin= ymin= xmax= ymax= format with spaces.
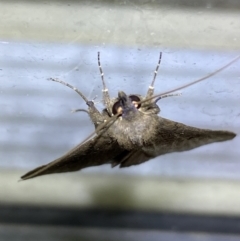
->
xmin=71 ymin=108 xmax=89 ymax=114
xmin=49 ymin=78 xmax=88 ymax=103
xmin=140 ymin=55 xmax=240 ymax=105
xmin=154 ymin=93 xmax=181 ymax=104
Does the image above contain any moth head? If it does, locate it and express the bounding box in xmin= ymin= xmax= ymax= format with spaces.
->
xmin=112 ymin=91 xmax=141 ymax=117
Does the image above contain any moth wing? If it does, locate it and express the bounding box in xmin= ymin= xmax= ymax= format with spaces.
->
xmin=21 ymin=135 xmax=124 ymax=180
xmin=116 ymin=117 xmax=236 ymax=168
xmin=153 ymin=117 xmax=236 ymax=153
xmin=111 ymin=150 xmax=151 ymax=168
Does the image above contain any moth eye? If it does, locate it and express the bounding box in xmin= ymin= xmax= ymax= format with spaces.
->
xmin=112 ymin=95 xmax=141 ymax=115
xmin=112 ymin=101 xmax=122 ymax=115
xmin=129 ymin=95 xmax=141 ymax=109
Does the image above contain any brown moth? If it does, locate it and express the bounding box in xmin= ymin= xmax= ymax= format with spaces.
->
xmin=21 ymin=53 xmax=239 ymax=180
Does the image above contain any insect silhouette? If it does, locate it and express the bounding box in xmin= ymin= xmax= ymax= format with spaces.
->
xmin=21 ymin=53 xmax=239 ymax=180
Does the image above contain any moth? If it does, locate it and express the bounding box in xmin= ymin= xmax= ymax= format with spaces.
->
xmin=21 ymin=53 xmax=239 ymax=180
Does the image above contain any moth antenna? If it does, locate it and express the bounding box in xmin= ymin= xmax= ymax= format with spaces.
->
xmin=76 ymin=130 xmax=97 ymax=146
xmin=155 ymin=93 xmax=181 ymax=104
xmin=98 ymin=52 xmax=112 ymax=115
xmin=71 ymin=109 xmax=89 ymax=114
xmin=140 ymin=55 xmax=240 ymax=105
xmin=49 ymin=78 xmax=88 ymax=103
xmin=146 ymin=52 xmax=162 ymax=98
xmin=95 ymin=113 xmax=120 ymax=134
xmin=49 ymin=78 xmax=103 ymax=127
xmin=98 ymin=52 xmax=107 ymax=91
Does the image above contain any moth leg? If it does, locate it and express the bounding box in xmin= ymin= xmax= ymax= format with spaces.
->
xmin=87 ymin=100 xmax=110 ymax=127
xmin=71 ymin=108 xmax=89 ymax=114
xmin=49 ymin=78 xmax=105 ymax=127
xmin=140 ymin=93 xmax=181 ymax=115
xmin=140 ymin=102 xmax=160 ymax=115
xmin=98 ymin=52 xmax=113 ymax=116
xmin=146 ymin=52 xmax=162 ymax=99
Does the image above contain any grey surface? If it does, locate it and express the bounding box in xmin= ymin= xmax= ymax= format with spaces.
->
xmin=1 ymin=1 xmax=240 ymax=50
xmin=1 ymin=1 xmax=240 ymax=240
xmin=2 ymin=170 xmax=240 ymax=216
xmin=1 ymin=225 xmax=240 ymax=241
xmin=0 ymin=42 xmax=239 ymax=179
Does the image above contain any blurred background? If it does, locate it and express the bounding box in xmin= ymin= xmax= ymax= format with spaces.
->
xmin=0 ymin=0 xmax=240 ymax=240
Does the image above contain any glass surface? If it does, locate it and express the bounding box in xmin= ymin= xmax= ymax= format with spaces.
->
xmin=0 ymin=1 xmax=240 ymax=240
